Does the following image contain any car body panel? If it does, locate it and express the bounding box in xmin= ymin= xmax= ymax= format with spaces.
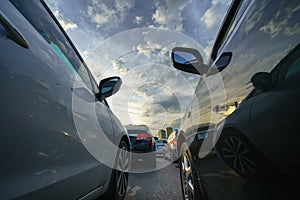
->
xmin=0 ymin=0 xmax=128 ymax=199
xmin=174 ymin=0 xmax=300 ymax=199
xmin=177 ymin=0 xmax=300 ymax=165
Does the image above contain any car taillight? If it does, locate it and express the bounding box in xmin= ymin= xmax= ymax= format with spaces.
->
xmin=152 ymin=141 xmax=155 ymax=148
xmin=136 ymin=133 xmax=151 ymax=141
xmin=172 ymin=138 xmax=177 ymax=147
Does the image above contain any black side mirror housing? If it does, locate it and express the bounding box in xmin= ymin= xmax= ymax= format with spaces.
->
xmin=251 ymin=72 xmax=274 ymax=91
xmin=207 ymin=52 xmax=232 ymax=75
xmin=171 ymin=47 xmax=209 ymax=75
xmin=98 ymin=76 xmax=122 ymax=100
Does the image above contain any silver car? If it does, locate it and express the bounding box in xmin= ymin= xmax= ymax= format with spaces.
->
xmin=0 ymin=0 xmax=130 ymax=199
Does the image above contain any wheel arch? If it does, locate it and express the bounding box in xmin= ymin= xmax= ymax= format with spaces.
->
xmin=177 ymin=131 xmax=187 ymax=158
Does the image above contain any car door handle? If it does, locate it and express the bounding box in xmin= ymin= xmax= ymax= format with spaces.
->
xmin=0 ymin=11 xmax=28 ymax=48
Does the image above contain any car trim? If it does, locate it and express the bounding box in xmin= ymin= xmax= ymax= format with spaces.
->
xmin=188 ymin=128 xmax=215 ymax=141
xmin=78 ymin=186 xmax=104 ymax=200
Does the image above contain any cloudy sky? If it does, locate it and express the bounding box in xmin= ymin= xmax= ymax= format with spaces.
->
xmin=45 ymin=0 xmax=232 ymax=134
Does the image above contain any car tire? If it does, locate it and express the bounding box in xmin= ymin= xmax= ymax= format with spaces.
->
xmin=101 ymin=140 xmax=130 ymax=200
xmin=215 ymin=129 xmax=279 ymax=180
xmin=179 ymin=143 xmax=209 ymax=200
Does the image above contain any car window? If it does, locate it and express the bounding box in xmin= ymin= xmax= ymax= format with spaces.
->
xmin=246 ymin=44 xmax=300 ymax=100
xmin=275 ymin=44 xmax=300 ymax=81
xmin=10 ymin=0 xmax=93 ymax=91
xmin=221 ymin=0 xmax=251 ymax=50
xmin=284 ymin=57 xmax=300 ymax=80
xmin=211 ymin=0 xmax=251 ymax=61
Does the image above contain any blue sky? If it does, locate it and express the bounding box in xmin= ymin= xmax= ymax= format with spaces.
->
xmin=45 ymin=0 xmax=232 ymax=134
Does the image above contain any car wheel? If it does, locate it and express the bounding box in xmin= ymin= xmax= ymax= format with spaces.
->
xmin=101 ymin=140 xmax=130 ymax=200
xmin=179 ymin=143 xmax=208 ymax=200
xmin=215 ymin=129 xmax=279 ymax=179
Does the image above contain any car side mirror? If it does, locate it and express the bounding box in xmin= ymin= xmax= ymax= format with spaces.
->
xmin=98 ymin=76 xmax=122 ymax=100
xmin=251 ymin=72 xmax=274 ymax=91
xmin=171 ymin=47 xmax=209 ymax=75
xmin=206 ymin=52 xmax=232 ymax=75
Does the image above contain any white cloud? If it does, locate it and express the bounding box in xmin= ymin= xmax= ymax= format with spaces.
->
xmin=87 ymin=0 xmax=135 ymax=30
xmin=201 ymin=0 xmax=231 ymax=30
xmin=50 ymin=7 xmax=78 ymax=31
xmin=152 ymin=7 xmax=168 ymax=25
xmin=58 ymin=18 xmax=78 ymax=31
xmin=111 ymin=58 xmax=129 ymax=76
xmin=151 ymin=0 xmax=192 ymax=32
xmin=134 ymin=16 xmax=143 ymax=25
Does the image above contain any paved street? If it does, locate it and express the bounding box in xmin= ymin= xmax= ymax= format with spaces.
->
xmin=125 ymin=157 xmax=182 ymax=200
xmin=199 ymin=152 xmax=299 ymax=200
xmin=125 ymin=152 xmax=300 ymax=200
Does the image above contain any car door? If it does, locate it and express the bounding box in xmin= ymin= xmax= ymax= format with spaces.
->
xmin=0 ymin=0 xmax=112 ymax=199
xmin=251 ymin=44 xmax=300 ymax=166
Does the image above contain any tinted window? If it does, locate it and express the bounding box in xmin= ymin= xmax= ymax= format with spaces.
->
xmin=285 ymin=57 xmax=300 ymax=79
xmin=221 ymin=0 xmax=251 ymax=50
xmin=127 ymin=130 xmax=149 ymax=134
xmin=10 ymin=0 xmax=93 ymax=90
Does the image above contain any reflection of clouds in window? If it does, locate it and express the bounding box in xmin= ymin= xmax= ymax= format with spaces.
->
xmin=243 ymin=0 xmax=268 ymax=35
xmin=285 ymin=24 xmax=300 ymax=36
xmin=259 ymin=2 xmax=300 ymax=39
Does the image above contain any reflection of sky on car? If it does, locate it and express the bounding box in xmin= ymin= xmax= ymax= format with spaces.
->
xmin=193 ymin=0 xmax=300 ymax=131
xmin=44 ymin=0 xmax=232 ymax=133
xmin=219 ymin=0 xmax=300 ymax=109
xmin=174 ymin=51 xmax=197 ymax=64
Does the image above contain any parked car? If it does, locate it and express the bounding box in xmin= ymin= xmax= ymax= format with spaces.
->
xmin=155 ymin=138 xmax=167 ymax=156
xmin=125 ymin=125 xmax=156 ymax=168
xmin=0 ymin=0 xmax=130 ymax=199
xmin=163 ymin=131 xmax=178 ymax=162
xmin=171 ymin=0 xmax=300 ymax=199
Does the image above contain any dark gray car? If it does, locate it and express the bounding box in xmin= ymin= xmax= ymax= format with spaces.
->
xmin=0 ymin=0 xmax=130 ymax=199
xmin=171 ymin=0 xmax=300 ymax=199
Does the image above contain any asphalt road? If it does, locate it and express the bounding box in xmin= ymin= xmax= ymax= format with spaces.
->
xmin=199 ymin=152 xmax=299 ymax=200
xmin=125 ymin=156 xmax=182 ymax=200
xmin=125 ymin=151 xmax=299 ymax=200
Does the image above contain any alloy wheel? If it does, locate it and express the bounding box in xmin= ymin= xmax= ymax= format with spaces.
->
xmin=116 ymin=141 xmax=130 ymax=198
xmin=181 ymin=151 xmax=195 ymax=200
xmin=222 ymin=136 xmax=256 ymax=177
